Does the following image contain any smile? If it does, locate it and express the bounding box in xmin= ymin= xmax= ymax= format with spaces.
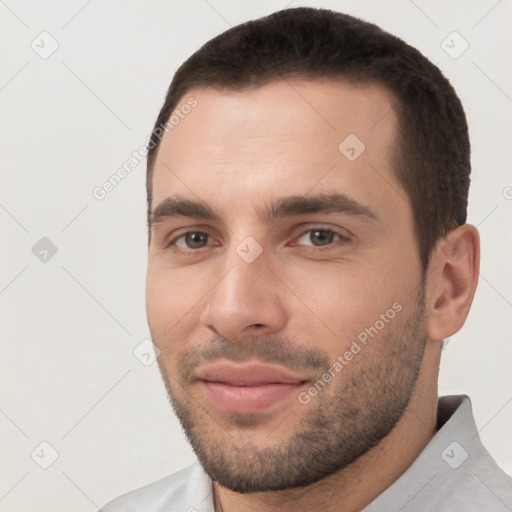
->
xmin=194 ymin=361 xmax=310 ymax=414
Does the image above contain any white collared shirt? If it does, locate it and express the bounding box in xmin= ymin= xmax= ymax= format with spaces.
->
xmin=100 ymin=395 xmax=512 ymax=511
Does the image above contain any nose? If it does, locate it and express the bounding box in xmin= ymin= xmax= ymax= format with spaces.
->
xmin=199 ymin=241 xmax=288 ymax=341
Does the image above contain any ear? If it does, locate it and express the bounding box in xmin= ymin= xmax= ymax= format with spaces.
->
xmin=426 ymin=224 xmax=480 ymax=341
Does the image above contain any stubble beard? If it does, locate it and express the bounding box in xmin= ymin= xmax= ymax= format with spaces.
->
xmin=155 ymin=285 xmax=427 ymax=493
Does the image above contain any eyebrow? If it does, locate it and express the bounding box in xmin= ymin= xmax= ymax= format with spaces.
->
xmin=150 ymin=193 xmax=379 ymax=227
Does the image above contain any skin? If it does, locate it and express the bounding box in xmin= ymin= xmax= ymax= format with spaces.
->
xmin=145 ymin=80 xmax=480 ymax=512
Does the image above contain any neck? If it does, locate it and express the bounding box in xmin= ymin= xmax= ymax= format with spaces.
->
xmin=214 ymin=340 xmax=440 ymax=512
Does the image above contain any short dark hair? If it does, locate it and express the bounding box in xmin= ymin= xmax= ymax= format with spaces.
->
xmin=146 ymin=7 xmax=470 ymax=272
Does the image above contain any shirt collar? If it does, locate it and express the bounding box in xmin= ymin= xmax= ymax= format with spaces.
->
xmin=364 ymin=394 xmax=480 ymax=510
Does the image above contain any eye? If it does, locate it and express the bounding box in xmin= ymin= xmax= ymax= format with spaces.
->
xmin=170 ymin=231 xmax=215 ymax=250
xmin=295 ymin=228 xmax=350 ymax=249
xmin=165 ymin=227 xmax=350 ymax=254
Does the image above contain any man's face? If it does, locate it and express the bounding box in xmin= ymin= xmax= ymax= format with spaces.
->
xmin=146 ymin=80 xmax=428 ymax=492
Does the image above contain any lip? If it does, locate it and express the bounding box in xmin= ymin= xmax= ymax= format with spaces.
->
xmin=194 ymin=361 xmax=309 ymax=414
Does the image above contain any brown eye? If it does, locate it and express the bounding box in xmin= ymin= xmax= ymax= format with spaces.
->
xmin=309 ymin=230 xmax=337 ymax=246
xmin=296 ymin=228 xmax=347 ymax=248
xmin=174 ymin=232 xmax=211 ymax=249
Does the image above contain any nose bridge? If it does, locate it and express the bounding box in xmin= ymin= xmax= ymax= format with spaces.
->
xmin=201 ymin=233 xmax=287 ymax=337
xmin=213 ymin=234 xmax=269 ymax=312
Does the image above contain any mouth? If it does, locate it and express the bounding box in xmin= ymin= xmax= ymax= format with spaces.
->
xmin=194 ymin=361 xmax=309 ymax=414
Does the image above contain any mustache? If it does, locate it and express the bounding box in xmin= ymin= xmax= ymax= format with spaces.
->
xmin=178 ymin=335 xmax=331 ymax=380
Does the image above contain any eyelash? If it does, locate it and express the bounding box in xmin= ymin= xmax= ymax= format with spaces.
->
xmin=165 ymin=227 xmax=351 ymax=254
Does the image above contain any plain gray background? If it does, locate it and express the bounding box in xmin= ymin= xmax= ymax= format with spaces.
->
xmin=1 ymin=1 xmax=511 ymax=510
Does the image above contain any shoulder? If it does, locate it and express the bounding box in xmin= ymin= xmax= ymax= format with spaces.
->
xmin=437 ymin=434 xmax=512 ymax=510
xmin=99 ymin=460 xmax=213 ymax=512
xmin=434 ymin=395 xmax=512 ymax=508
xmin=365 ymin=395 xmax=512 ymax=511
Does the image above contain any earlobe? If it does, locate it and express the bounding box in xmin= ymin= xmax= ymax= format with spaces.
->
xmin=426 ymin=225 xmax=480 ymax=341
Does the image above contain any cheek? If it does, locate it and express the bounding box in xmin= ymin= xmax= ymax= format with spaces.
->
xmin=145 ymin=264 xmax=194 ymax=340
xmin=285 ymin=260 xmax=410 ymax=354
xmin=146 ymin=269 xmax=199 ymax=376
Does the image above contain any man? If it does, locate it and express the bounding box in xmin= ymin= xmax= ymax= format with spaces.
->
xmin=101 ymin=7 xmax=512 ymax=512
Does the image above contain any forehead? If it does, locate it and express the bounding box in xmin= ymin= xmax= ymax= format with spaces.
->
xmin=156 ymin=79 xmax=397 ymax=154
xmin=150 ymin=79 xmax=402 ymax=218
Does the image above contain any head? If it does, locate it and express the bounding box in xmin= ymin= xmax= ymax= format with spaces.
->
xmin=145 ymin=7 xmax=479 ymax=494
